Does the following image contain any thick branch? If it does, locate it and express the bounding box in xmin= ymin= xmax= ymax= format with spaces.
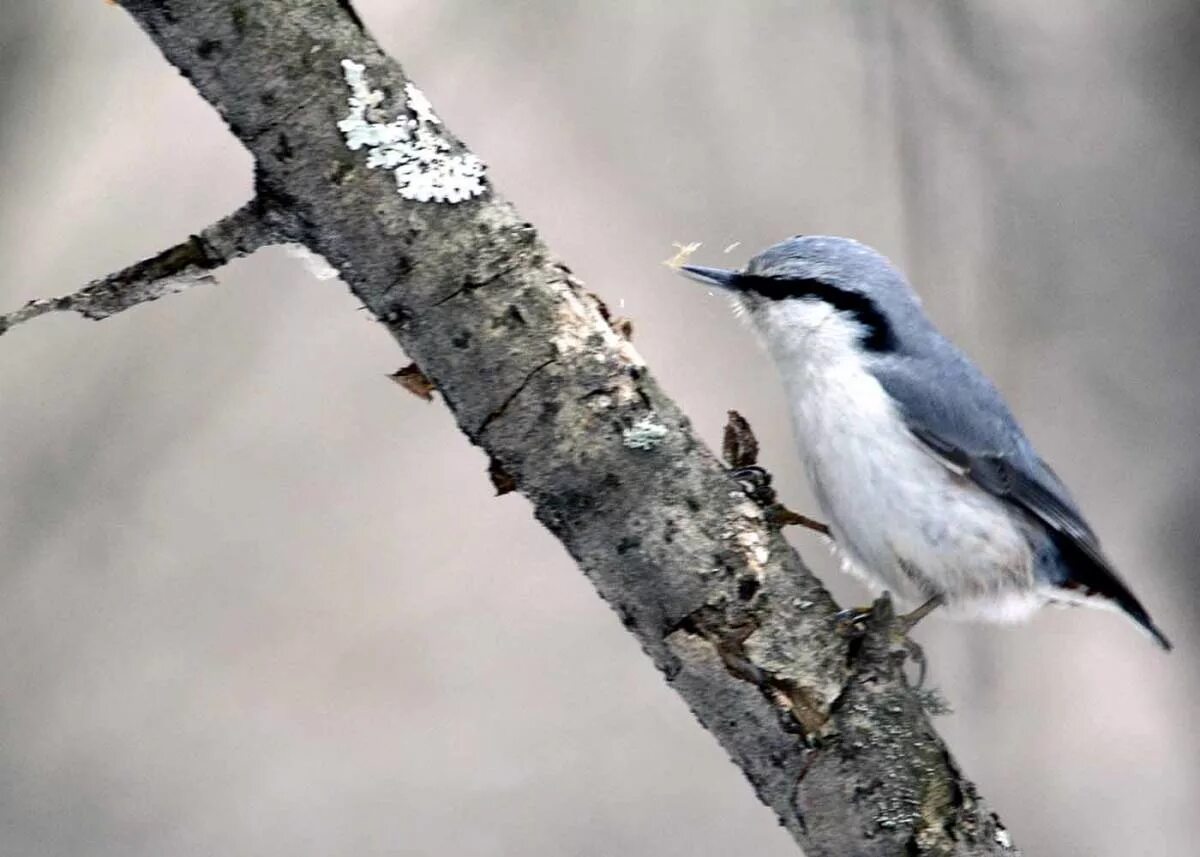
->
xmin=0 ymin=199 xmax=277 ymax=336
xmin=19 ymin=2 xmax=1019 ymax=855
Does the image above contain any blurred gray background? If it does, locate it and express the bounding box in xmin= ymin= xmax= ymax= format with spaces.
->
xmin=1 ymin=2 xmax=1197 ymax=855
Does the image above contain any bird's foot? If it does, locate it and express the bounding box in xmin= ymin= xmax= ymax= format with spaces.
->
xmin=730 ymin=465 xmax=777 ymax=506
xmin=729 ymin=465 xmax=831 ymax=536
xmin=835 ymin=604 xmax=875 ymax=638
xmin=895 ymin=594 xmax=944 ymax=635
xmin=895 ymin=634 xmax=930 ymax=689
xmin=890 ymin=595 xmax=943 ymax=687
xmin=839 ymin=594 xmax=944 ymax=687
xmin=722 ymin=411 xmax=832 ymax=535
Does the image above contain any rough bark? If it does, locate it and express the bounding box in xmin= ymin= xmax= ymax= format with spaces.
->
xmin=2 ymin=2 xmax=1018 ymax=854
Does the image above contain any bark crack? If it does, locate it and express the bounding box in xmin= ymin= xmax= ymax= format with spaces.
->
xmin=474 ymin=354 xmax=556 ymax=438
xmin=430 ymin=262 xmax=524 ymax=308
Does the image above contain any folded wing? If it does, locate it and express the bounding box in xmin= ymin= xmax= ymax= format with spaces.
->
xmin=871 ymin=353 xmax=1171 ymax=650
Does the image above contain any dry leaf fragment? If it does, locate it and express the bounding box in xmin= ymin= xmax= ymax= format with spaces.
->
xmin=488 ymin=457 xmax=517 ymax=496
xmin=722 ymin=409 xmax=759 ymax=469
xmin=389 ymin=362 xmax=436 ymax=400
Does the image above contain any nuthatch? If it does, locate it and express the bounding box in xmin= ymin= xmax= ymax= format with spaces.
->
xmin=680 ymin=236 xmax=1171 ymax=650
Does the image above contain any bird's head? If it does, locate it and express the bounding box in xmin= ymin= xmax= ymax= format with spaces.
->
xmin=679 ymin=235 xmax=925 ymax=357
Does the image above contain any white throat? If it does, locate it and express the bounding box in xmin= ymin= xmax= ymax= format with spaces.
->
xmin=750 ymin=298 xmax=871 ymax=377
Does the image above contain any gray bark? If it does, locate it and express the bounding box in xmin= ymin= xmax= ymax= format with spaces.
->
xmin=2 ymin=2 xmax=1018 ymax=854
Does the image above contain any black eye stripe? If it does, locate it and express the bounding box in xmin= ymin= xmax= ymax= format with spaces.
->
xmin=734 ymin=274 xmax=896 ymax=353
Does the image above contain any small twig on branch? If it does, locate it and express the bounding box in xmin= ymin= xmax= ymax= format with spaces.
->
xmin=0 ymin=199 xmax=278 ymax=336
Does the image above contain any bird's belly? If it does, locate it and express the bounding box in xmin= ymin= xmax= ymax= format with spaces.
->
xmin=787 ymin=366 xmax=1036 ymax=618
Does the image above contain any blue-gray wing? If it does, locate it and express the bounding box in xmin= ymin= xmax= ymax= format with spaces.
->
xmin=870 ymin=352 xmax=1170 ymax=649
xmin=869 ymin=353 xmax=1097 ymax=547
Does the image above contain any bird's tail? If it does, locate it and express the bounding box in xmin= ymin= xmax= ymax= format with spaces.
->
xmin=1051 ymin=531 xmax=1172 ymax=651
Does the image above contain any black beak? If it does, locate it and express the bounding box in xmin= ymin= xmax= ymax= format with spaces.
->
xmin=678 ymin=264 xmax=740 ymax=290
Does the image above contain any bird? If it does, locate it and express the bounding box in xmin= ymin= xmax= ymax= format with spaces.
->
xmin=678 ymin=235 xmax=1171 ymax=650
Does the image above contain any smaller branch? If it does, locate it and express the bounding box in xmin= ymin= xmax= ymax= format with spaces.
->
xmin=0 ymin=199 xmax=278 ymax=336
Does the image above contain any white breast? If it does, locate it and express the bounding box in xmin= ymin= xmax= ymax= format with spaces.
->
xmin=752 ymin=299 xmax=1040 ymax=621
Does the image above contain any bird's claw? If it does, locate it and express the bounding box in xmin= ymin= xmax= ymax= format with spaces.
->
xmin=836 ymin=604 xmax=874 ymax=638
xmin=838 ymin=594 xmax=941 ymax=688
xmin=890 ymin=595 xmax=942 ymax=688
xmin=893 ymin=634 xmax=930 ymax=688
xmin=730 ymin=465 xmax=777 ymax=506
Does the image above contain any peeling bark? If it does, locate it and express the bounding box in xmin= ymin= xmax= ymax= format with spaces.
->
xmin=1 ymin=2 xmax=1019 ymax=854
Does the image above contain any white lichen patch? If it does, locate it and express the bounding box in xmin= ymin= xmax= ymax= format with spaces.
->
xmin=404 ymin=82 xmax=440 ymax=125
xmin=337 ymin=59 xmax=486 ymax=203
xmin=622 ymin=416 xmax=669 ymax=450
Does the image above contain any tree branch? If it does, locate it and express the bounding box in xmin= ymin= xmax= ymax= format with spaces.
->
xmin=0 ymin=198 xmax=278 ymax=336
xmin=6 ymin=1 xmax=1019 ymax=854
